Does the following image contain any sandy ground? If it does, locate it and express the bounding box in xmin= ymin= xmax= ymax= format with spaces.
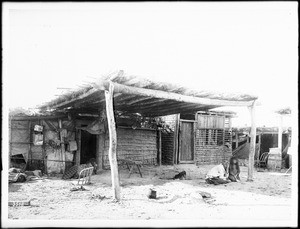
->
xmin=5 ymin=164 xmax=295 ymax=227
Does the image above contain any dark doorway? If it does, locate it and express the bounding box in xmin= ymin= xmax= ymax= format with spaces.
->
xmin=80 ymin=130 xmax=97 ymax=164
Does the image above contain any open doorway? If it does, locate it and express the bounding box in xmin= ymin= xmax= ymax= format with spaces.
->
xmin=80 ymin=130 xmax=97 ymax=164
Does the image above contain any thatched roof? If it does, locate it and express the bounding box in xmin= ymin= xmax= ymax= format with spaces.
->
xmin=38 ymin=71 xmax=258 ymax=117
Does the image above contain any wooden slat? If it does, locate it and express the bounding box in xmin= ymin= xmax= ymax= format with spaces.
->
xmin=65 ymin=107 xmax=101 ymax=114
xmin=180 ymin=119 xmax=197 ymax=122
xmin=125 ymin=97 xmax=155 ymax=106
xmin=113 ymin=93 xmax=133 ymax=102
xmin=10 ymin=115 xmax=67 ymax=121
xmin=140 ymin=108 xmax=199 ymax=118
xmin=142 ymin=105 xmax=216 ymax=117
xmin=117 ymin=97 xmax=167 ymax=108
xmin=116 ymin=100 xmax=180 ymax=112
xmin=117 ymin=100 xmax=205 ymax=114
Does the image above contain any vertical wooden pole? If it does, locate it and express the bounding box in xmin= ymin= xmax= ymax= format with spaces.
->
xmin=41 ymin=120 xmax=47 ymax=174
xmin=96 ymin=109 xmax=104 ymax=171
xmin=75 ymin=128 xmax=81 ymax=166
xmin=9 ymin=117 xmax=12 ymax=169
xmin=247 ymin=100 xmax=257 ymax=181
xmin=193 ymin=122 xmax=196 ymax=160
xmin=105 ymin=82 xmax=120 ymax=201
xmin=222 ymin=116 xmax=225 ymax=146
xmin=58 ymin=119 xmax=66 ymax=173
xmin=257 ymin=134 xmax=261 ymax=158
xmin=229 ymin=118 xmax=233 ymax=156
xmin=96 ymin=135 xmax=100 ymax=170
xmin=235 ymin=130 xmax=239 ymax=149
xmin=278 ymin=115 xmax=283 ymax=154
xmin=158 ymin=130 xmax=162 ymax=166
xmin=98 ymin=108 xmax=106 ymax=170
xmin=174 ymin=114 xmax=180 ymax=164
xmin=99 ymin=111 xmax=105 ymax=171
xmin=28 ymin=120 xmax=32 ymax=170
xmin=98 ymin=133 xmax=105 ymax=170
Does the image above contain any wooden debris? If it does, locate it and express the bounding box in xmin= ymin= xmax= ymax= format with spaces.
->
xmin=70 ymin=185 xmax=88 ymax=192
xmin=199 ymin=191 xmax=212 ymax=199
xmin=91 ymin=194 xmax=106 ymax=200
xmin=9 ymin=200 xmax=31 ymax=207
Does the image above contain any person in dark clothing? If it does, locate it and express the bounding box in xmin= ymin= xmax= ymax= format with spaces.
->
xmin=228 ymin=156 xmax=241 ymax=182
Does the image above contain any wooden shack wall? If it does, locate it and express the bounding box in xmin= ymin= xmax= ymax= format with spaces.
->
xmin=9 ymin=119 xmax=31 ymax=170
xmin=9 ymin=117 xmax=76 ymax=174
xmin=161 ymin=132 xmax=175 ymax=165
xmin=194 ymin=145 xmax=232 ymax=165
xmin=159 ymin=113 xmax=233 ymax=165
xmin=43 ymin=119 xmax=76 ymax=174
xmin=102 ymin=128 xmax=157 ymax=168
xmin=194 ymin=113 xmax=232 ymax=165
xmin=159 ymin=114 xmax=179 ymax=165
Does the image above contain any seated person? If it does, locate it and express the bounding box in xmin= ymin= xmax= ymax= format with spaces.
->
xmin=205 ymin=161 xmax=230 ymax=185
xmin=228 ymin=156 xmax=241 ymax=182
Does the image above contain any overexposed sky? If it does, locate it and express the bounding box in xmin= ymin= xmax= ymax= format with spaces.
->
xmin=2 ymin=2 xmax=298 ymax=127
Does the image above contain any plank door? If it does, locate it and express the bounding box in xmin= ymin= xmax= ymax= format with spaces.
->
xmin=179 ymin=120 xmax=195 ymax=162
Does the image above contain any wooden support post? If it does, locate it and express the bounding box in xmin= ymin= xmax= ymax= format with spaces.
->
xmin=247 ymin=100 xmax=257 ymax=182
xmin=99 ymin=108 xmax=107 ymax=170
xmin=96 ymin=109 xmax=105 ymax=171
xmin=257 ymin=134 xmax=261 ymax=158
xmin=174 ymin=114 xmax=180 ymax=164
xmin=96 ymin=135 xmax=100 ymax=170
xmin=41 ymin=120 xmax=47 ymax=174
xmin=105 ymin=82 xmax=121 ymax=201
xmin=278 ymin=115 xmax=283 ymax=154
xmin=235 ymin=130 xmax=239 ymax=149
xmin=97 ymin=134 xmax=105 ymax=171
xmin=75 ymin=128 xmax=81 ymax=166
xmin=158 ymin=130 xmax=162 ymax=166
xmin=28 ymin=120 xmax=32 ymax=170
xmin=58 ymin=119 xmax=66 ymax=173
xmin=9 ymin=117 xmax=12 ymax=169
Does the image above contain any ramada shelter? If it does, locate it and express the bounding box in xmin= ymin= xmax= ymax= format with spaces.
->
xmin=9 ymin=71 xmax=258 ymax=176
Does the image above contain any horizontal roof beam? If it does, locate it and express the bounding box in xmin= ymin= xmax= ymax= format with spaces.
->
xmin=102 ymin=81 xmax=255 ymax=107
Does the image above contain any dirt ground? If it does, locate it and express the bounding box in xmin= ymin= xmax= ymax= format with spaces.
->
xmin=4 ymin=164 xmax=295 ymax=227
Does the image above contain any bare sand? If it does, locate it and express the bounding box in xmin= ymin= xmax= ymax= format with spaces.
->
xmin=6 ymin=164 xmax=294 ymax=227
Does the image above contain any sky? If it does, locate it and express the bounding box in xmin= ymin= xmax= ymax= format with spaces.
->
xmin=2 ymin=2 xmax=298 ymax=127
